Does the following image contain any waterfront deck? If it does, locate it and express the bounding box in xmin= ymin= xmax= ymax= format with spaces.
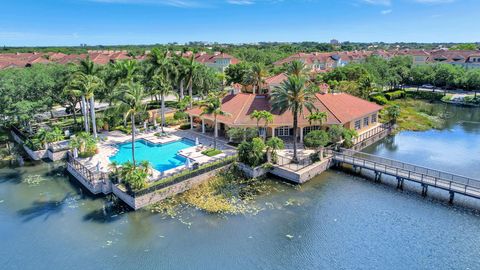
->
xmin=333 ymin=149 xmax=480 ymax=202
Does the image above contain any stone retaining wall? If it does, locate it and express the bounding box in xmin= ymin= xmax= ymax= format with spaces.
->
xmin=271 ymin=157 xmax=333 ymax=183
xmin=112 ymin=165 xmax=230 ymax=210
xmin=67 ymin=163 xmax=112 ymax=195
xmin=237 ymin=162 xmax=268 ymax=178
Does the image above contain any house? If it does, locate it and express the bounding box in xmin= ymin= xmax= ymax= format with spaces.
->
xmin=186 ymin=90 xmax=382 ymax=143
xmin=193 ymin=52 xmax=240 ymax=72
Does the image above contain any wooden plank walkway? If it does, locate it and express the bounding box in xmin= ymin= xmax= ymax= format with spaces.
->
xmin=333 ymin=148 xmax=480 ymax=202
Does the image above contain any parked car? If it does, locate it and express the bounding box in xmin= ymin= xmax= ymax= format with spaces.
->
xmin=421 ymin=84 xmax=434 ymax=89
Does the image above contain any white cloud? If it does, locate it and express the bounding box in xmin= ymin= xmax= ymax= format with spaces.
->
xmin=381 ymin=9 xmax=392 ymax=14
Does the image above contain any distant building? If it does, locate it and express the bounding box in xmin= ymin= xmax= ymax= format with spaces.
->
xmin=330 ymin=39 xmax=340 ymax=45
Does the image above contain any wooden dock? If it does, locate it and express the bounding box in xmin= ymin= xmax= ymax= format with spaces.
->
xmin=333 ymin=148 xmax=480 ymax=203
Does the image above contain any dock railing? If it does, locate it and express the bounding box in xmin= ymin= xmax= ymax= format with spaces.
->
xmin=352 ymin=122 xmax=393 ymax=146
xmin=334 ymin=148 xmax=480 ymax=189
xmin=66 ymin=152 xmax=109 ymax=185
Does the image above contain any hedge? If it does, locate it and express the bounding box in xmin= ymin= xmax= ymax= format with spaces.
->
xmin=385 ymin=90 xmax=406 ymax=100
xmin=370 ymin=94 xmax=389 ymax=105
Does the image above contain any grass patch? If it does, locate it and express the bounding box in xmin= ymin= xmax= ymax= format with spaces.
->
xmin=381 ymin=98 xmax=444 ymax=131
xmin=201 ymin=148 xmax=222 ymax=157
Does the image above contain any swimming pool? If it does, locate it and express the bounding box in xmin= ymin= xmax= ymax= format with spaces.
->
xmin=109 ymin=139 xmax=195 ymax=172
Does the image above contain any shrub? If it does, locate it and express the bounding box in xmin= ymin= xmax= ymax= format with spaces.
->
xmin=385 ymin=90 xmax=406 ymax=100
xmin=441 ymin=94 xmax=454 ymax=102
xmin=406 ymin=91 xmax=443 ymax=101
xmin=113 ymin=126 xmax=131 ymax=134
xmin=173 ymin=111 xmax=188 ymax=120
xmin=328 ymin=125 xmax=344 ymax=143
xmin=304 ymin=130 xmax=329 ymax=149
xmin=370 ymin=94 xmax=389 ymax=105
xmin=179 ymin=123 xmax=191 ymax=130
xmin=238 ymin=138 xmax=266 ymax=167
xmin=265 ymin=137 xmax=284 ymax=164
xmin=342 ymin=129 xmax=358 ymax=148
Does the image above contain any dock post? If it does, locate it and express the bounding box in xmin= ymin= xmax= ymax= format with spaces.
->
xmin=375 ymin=172 xmax=382 ymax=183
xmin=396 ymin=177 xmax=404 ymax=190
xmin=449 ymin=191 xmax=455 ymax=204
xmin=421 ymin=184 xmax=428 ymax=197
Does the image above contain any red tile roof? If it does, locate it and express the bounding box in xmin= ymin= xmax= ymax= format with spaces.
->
xmin=187 ymin=92 xmax=382 ymax=127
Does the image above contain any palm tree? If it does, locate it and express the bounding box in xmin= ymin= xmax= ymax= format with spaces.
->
xmin=307 ymin=111 xmax=327 ymax=127
xmin=115 ymin=81 xmax=146 ymax=167
xmin=185 ymin=55 xmax=200 ymax=108
xmin=286 ymin=60 xmax=308 ymax=77
xmin=65 ymin=73 xmax=104 ymax=137
xmin=250 ymin=110 xmax=274 ymax=140
xmin=152 ymin=73 xmax=177 ymax=133
xmin=265 ymin=137 xmax=285 ymax=164
xmin=244 ymin=64 xmax=267 ymax=95
xmin=270 ymin=75 xmax=316 ymax=163
xmin=200 ymin=93 xmax=230 ymax=150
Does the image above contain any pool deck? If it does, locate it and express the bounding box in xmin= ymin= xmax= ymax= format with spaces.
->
xmin=75 ymin=127 xmax=236 ymax=182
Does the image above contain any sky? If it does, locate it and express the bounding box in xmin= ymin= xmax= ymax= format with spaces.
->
xmin=0 ymin=0 xmax=478 ymax=46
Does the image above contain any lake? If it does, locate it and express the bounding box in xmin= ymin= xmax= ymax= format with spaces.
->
xmin=1 ymin=103 xmax=479 ymax=270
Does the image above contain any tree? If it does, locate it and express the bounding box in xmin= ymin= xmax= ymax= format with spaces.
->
xmin=244 ymin=63 xmax=267 ymax=94
xmin=286 ymin=60 xmax=308 ymax=77
xmin=465 ymin=69 xmax=480 ymax=98
xmin=225 ymin=62 xmax=252 ymax=86
xmin=328 ymin=125 xmax=344 ymax=144
xmin=200 ymin=93 xmax=230 ymax=150
xmin=250 ymin=110 xmax=273 ymax=139
xmin=115 ymin=81 xmax=146 ymax=167
xmin=271 ymin=75 xmax=316 ymax=163
xmin=410 ymin=65 xmax=434 ymax=90
xmin=185 ymin=55 xmax=201 ymax=108
xmin=238 ymin=137 xmax=266 ymax=167
xmin=64 ymin=73 xmax=104 ymax=137
xmin=307 ymin=111 xmax=327 ymax=126
xmin=303 ymin=130 xmax=329 ymax=160
xmin=265 ymin=137 xmax=284 ymax=164
xmin=151 ymin=73 xmax=177 ymax=133
xmin=386 ymin=104 xmax=401 ymax=124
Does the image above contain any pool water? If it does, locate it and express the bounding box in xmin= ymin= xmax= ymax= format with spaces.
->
xmin=110 ymin=139 xmax=195 ymax=172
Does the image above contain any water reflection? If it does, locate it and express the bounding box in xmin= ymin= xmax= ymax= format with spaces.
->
xmin=17 ymin=193 xmax=71 ymax=222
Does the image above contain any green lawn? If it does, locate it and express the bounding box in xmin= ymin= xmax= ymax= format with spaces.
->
xmin=201 ymin=148 xmax=223 ymax=157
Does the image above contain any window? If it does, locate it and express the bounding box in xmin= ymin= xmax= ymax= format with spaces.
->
xmin=275 ymin=126 xmax=290 ymax=137
xmin=371 ymin=114 xmax=377 ymax=123
xmin=354 ymin=120 xmax=361 ymax=130
xmin=364 ymin=117 xmax=369 ymax=127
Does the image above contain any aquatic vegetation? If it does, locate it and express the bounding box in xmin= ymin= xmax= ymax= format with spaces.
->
xmin=381 ymin=98 xmax=444 ymax=131
xmin=22 ymin=175 xmax=46 ymax=186
xmin=151 ymin=167 xmax=277 ymax=216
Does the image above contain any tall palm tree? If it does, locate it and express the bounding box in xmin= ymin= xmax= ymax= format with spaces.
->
xmin=115 ymin=81 xmax=146 ymax=167
xmin=244 ymin=64 xmax=267 ymax=95
xmin=152 ymin=73 xmax=177 ymax=133
xmin=65 ymin=73 xmax=104 ymax=137
xmin=185 ymin=55 xmax=200 ymax=108
xmin=270 ymin=75 xmax=316 ymax=163
xmin=200 ymin=93 xmax=230 ymax=150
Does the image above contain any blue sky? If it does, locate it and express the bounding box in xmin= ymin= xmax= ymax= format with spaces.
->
xmin=1 ymin=0 xmax=478 ymax=46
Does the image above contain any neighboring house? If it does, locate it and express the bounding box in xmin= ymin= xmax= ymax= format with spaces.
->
xmin=0 ymin=50 xmax=132 ymax=70
xmin=274 ymin=49 xmax=480 ymax=72
xmin=193 ymin=52 xmax=240 ymax=72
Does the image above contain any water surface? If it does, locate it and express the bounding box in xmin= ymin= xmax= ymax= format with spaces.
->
xmin=1 ymin=103 xmax=479 ymax=270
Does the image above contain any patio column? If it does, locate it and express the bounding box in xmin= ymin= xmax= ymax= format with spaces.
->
xmin=201 ymin=119 xmax=205 ymax=133
xmin=300 ymin=127 xmax=304 ymax=143
xmin=271 ymin=127 xmax=275 ymax=137
xmin=190 ymin=115 xmax=193 ymax=130
xmin=214 ymin=122 xmax=218 ymax=138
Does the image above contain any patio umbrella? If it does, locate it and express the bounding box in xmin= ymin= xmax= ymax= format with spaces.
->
xmin=96 ymin=162 xmax=100 ymax=172
xmin=195 ymin=137 xmax=199 ymax=146
xmin=143 ymin=121 xmax=147 ymax=130
xmin=153 ymin=118 xmax=157 ymax=127
xmin=185 ymin=158 xmax=192 ymax=169
xmin=73 ymin=148 xmax=78 ymax=158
